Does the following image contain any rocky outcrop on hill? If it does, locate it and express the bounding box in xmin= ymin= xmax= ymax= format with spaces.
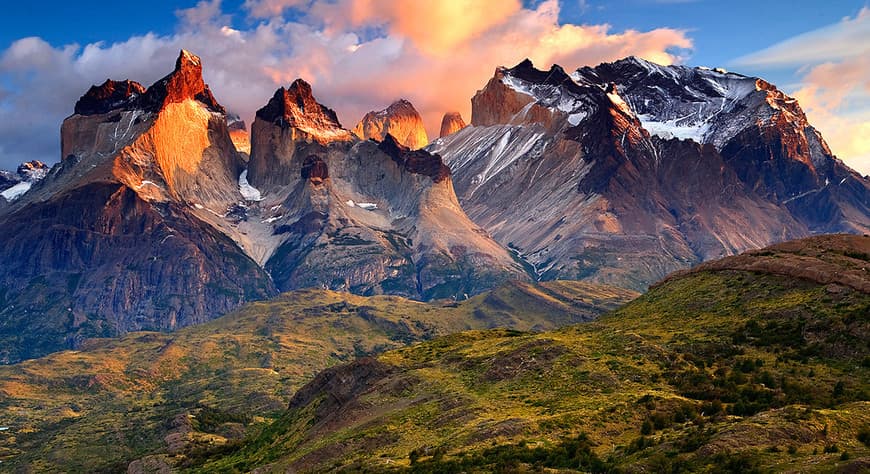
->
xmin=670 ymin=234 xmax=870 ymax=293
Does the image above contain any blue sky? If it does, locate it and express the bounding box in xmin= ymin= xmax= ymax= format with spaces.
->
xmin=2 ymin=0 xmax=861 ymax=74
xmin=0 ymin=0 xmax=868 ymax=173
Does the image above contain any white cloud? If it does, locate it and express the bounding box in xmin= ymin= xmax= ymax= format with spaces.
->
xmin=734 ymin=7 xmax=870 ymax=68
xmin=0 ymin=0 xmax=692 ymax=169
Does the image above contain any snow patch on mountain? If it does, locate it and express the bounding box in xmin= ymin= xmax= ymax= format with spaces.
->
xmin=239 ymin=170 xmax=262 ymax=201
xmin=346 ymin=199 xmax=378 ymax=210
xmin=1 ymin=161 xmax=50 ymax=201
xmin=637 ymin=114 xmax=710 ymax=142
xmin=501 ymin=73 xmax=595 ymax=127
xmin=500 ymin=74 xmax=535 ymax=98
xmin=430 ymin=124 xmax=547 ymax=195
xmin=607 ymin=91 xmax=634 ymax=117
xmin=1 ymin=182 xmax=32 ymax=201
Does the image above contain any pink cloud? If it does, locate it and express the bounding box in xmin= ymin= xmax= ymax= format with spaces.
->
xmin=794 ymin=56 xmax=870 ymax=176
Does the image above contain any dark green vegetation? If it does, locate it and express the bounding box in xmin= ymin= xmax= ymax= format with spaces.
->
xmin=0 ymin=280 xmax=634 ymax=472
xmin=190 ymin=235 xmax=870 ymax=473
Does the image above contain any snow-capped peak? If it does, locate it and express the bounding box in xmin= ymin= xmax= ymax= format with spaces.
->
xmin=497 ymin=60 xmax=600 ymax=128
xmin=1 ymin=160 xmax=49 ymax=202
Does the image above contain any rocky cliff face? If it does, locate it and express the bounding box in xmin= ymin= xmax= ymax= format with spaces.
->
xmin=247 ymin=79 xmax=353 ymax=193
xmin=0 ymin=51 xmax=275 ymax=363
xmin=353 ymin=99 xmax=429 ymax=149
xmin=247 ymin=82 xmax=527 ymax=299
xmin=430 ymin=58 xmax=870 ymax=290
xmin=227 ymin=114 xmax=251 ymax=156
xmin=439 ymin=112 xmax=467 ymax=138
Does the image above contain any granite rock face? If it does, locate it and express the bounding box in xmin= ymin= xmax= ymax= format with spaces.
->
xmin=353 ymin=99 xmax=429 ymax=149
xmin=247 ymin=79 xmax=353 ymax=192
xmin=439 ymin=111 xmax=467 ymax=138
xmin=249 ymin=83 xmax=527 ymax=300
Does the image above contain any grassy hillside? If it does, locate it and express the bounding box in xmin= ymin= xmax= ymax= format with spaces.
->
xmin=192 ymin=234 xmax=870 ymax=473
xmin=0 ymin=280 xmax=634 ymax=472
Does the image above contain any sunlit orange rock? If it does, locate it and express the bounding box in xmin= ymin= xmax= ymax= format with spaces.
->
xmin=247 ymin=79 xmax=353 ymax=191
xmin=139 ymin=50 xmax=225 ymax=114
xmin=439 ymin=111 xmax=466 ymax=138
xmin=353 ymin=99 xmax=429 ymax=150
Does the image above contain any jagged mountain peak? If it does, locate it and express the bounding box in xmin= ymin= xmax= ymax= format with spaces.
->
xmin=139 ymin=49 xmax=225 ymax=114
xmin=255 ymin=79 xmax=352 ymax=144
xmin=247 ymin=79 xmax=354 ymax=191
xmin=502 ymin=58 xmax=571 ymax=86
xmin=434 ymin=55 xmax=870 ymax=291
xmin=74 ymin=79 xmax=146 ymax=115
xmin=386 ymin=98 xmax=415 ymax=110
xmin=71 ymin=50 xmax=225 ymax=117
xmin=353 ymin=98 xmax=429 ymax=149
xmin=227 ymin=113 xmax=246 ymax=131
xmin=16 ymin=160 xmax=49 ymax=179
xmin=227 ymin=113 xmax=250 ymax=155
xmin=177 ymin=49 xmax=201 ymax=68
xmin=439 ymin=111 xmax=466 ymax=137
xmin=0 ymin=160 xmax=50 ymax=202
xmin=473 ymin=57 xmax=616 ymax=131
xmin=51 ymin=49 xmax=245 ymax=209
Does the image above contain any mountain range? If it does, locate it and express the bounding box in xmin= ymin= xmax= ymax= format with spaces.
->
xmin=429 ymin=57 xmax=870 ymax=290
xmin=0 ymin=50 xmax=868 ymax=364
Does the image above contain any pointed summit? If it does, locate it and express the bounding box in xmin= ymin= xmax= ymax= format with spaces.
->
xmin=177 ymin=49 xmax=201 ymax=68
xmin=247 ymin=79 xmax=352 ymax=190
xmin=255 ymin=79 xmax=350 ymax=142
xmin=353 ymin=99 xmax=429 ymax=149
xmin=139 ymin=49 xmax=225 ymax=114
xmin=60 ymin=50 xmax=243 ymax=208
xmin=439 ymin=111 xmax=466 ymax=138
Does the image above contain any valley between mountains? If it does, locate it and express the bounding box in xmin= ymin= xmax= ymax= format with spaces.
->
xmin=0 ymin=49 xmax=868 ymax=473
